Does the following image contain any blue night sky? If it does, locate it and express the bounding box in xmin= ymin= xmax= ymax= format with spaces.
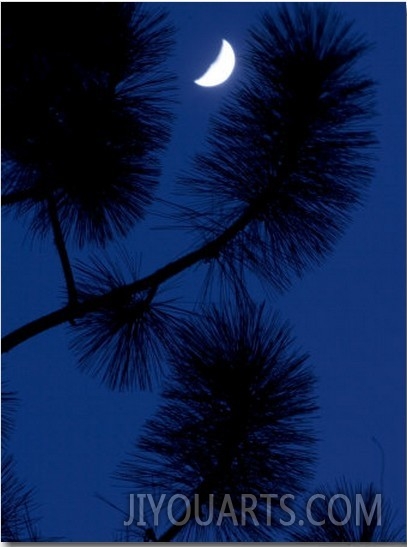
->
xmin=2 ymin=2 xmax=406 ymax=542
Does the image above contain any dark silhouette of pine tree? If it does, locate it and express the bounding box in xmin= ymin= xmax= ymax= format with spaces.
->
xmin=2 ymin=3 xmax=175 ymax=304
xmin=1 ymin=3 xmax=395 ymax=544
xmin=2 ymin=4 xmax=375 ymax=362
xmin=117 ymin=303 xmax=317 ymax=541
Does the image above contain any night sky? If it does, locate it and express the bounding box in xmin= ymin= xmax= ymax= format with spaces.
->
xmin=2 ymin=2 xmax=406 ymax=542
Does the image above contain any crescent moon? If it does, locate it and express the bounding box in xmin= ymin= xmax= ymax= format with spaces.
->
xmin=194 ymin=39 xmax=236 ymax=87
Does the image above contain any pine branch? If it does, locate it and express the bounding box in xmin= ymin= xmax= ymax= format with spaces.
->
xmin=2 ymin=3 xmax=176 ymax=247
xmin=117 ymin=304 xmax=317 ymax=541
xmin=1 ymin=205 xmax=254 ymax=353
xmin=2 ymin=4 xmax=376 ymax=358
xmin=179 ymin=4 xmax=375 ymax=290
xmin=46 ymin=192 xmax=78 ymax=305
xmin=70 ymin=253 xmax=185 ymax=391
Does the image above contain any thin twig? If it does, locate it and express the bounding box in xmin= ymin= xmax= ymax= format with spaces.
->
xmin=47 ymin=192 xmax=78 ymax=307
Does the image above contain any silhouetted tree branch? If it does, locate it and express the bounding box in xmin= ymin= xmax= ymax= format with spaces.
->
xmin=1 ymin=204 xmax=254 ymax=353
xmin=2 ymin=2 xmax=175 ymax=310
xmin=2 ymin=5 xmax=375 ymax=373
xmin=46 ymin=192 xmax=78 ymax=305
xmin=1 ymin=3 xmax=396 ymax=543
xmin=117 ymin=303 xmax=317 ymax=541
